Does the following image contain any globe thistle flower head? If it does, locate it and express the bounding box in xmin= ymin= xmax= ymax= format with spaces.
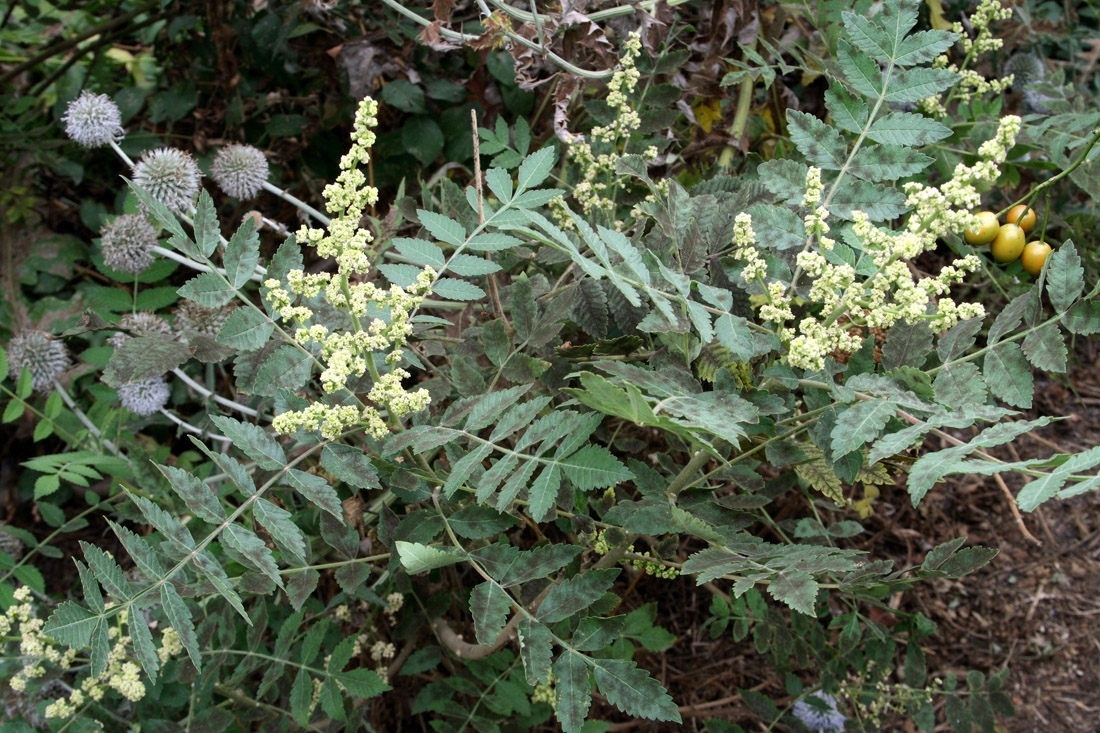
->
xmin=62 ymin=91 xmax=124 ymax=148
xmin=118 ymin=377 xmax=170 ymax=416
xmin=6 ymin=330 xmax=69 ymax=391
xmin=792 ymin=692 xmax=846 ymax=732
xmin=100 ymin=214 xmax=157 ymax=274
xmin=0 ymin=528 xmax=24 ymax=561
xmin=108 ymin=312 xmax=172 ymax=348
xmin=174 ymin=302 xmax=234 ymax=338
xmin=132 ymin=148 xmax=201 ymax=213
xmin=211 ymin=144 xmax=269 ymax=199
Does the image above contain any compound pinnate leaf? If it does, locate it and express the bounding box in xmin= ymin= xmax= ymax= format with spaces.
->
xmin=103 ymin=337 xmax=192 ymax=387
xmin=223 ymin=524 xmax=284 ymax=589
xmin=766 ymin=569 xmax=819 ymax=615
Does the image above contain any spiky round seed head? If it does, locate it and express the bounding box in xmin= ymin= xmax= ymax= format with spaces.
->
xmin=211 ymin=144 xmax=269 ymax=199
xmin=108 ymin=312 xmax=172 ymax=348
xmin=118 ymin=377 xmax=170 ymax=416
xmin=0 ymin=529 xmax=24 ymax=561
xmin=174 ymin=302 xmax=234 ymax=338
xmin=1004 ymin=53 xmax=1046 ymax=88
xmin=62 ymin=91 xmax=124 ymax=148
xmin=132 ymin=148 xmax=201 ymax=213
xmin=100 ymin=214 xmax=157 ymax=274
xmin=6 ymin=330 xmax=69 ymax=391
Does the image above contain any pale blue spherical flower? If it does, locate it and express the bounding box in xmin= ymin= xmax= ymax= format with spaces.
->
xmin=132 ymin=148 xmax=201 ymax=213
xmin=211 ymin=144 xmax=269 ymax=199
xmin=792 ymin=691 xmax=846 ymax=732
xmin=100 ymin=214 xmax=157 ymax=274
xmin=62 ymin=91 xmax=124 ymax=148
xmin=7 ymin=330 xmax=70 ymax=391
xmin=118 ymin=377 xmax=170 ymax=416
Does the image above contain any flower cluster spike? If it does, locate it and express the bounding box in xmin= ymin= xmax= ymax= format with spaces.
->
xmin=268 ymin=96 xmax=433 ymax=440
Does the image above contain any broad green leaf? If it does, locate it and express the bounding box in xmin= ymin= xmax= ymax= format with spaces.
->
xmin=1022 ymin=324 xmax=1067 ymax=373
xmin=516 ymin=147 xmax=557 ymax=192
xmin=881 ymin=319 xmax=932 ymax=370
xmin=787 ymin=110 xmax=847 ymax=170
xmin=253 ymin=346 xmax=312 ymax=396
xmin=161 ymin=583 xmax=201 ymax=671
xmin=983 ymin=343 xmax=1033 ymax=409
xmin=286 ymin=468 xmax=343 ymax=518
xmin=988 ymin=292 xmax=1033 ymax=344
xmin=178 ymin=272 xmax=235 ymax=307
xmin=766 ymin=570 xmax=818 ymax=615
xmin=103 ymin=337 xmax=192 ymax=387
xmin=470 ymin=581 xmax=512 ymax=645
xmin=432 ymin=277 xmax=486 ymax=301
xmin=223 ymin=524 xmax=284 ymax=589
xmin=217 ymin=307 xmax=273 ymax=351
xmin=553 ymin=651 xmax=592 ymax=733
xmin=526 ymin=463 xmax=561 ymax=523
xmin=838 ymin=41 xmax=883 ymax=99
xmin=193 ymin=189 xmax=221 ymax=257
xmin=537 ymin=568 xmax=619 ymax=623
xmin=933 ymin=362 xmax=987 ymax=406
xmin=894 ymin=29 xmax=957 ymax=66
xmin=321 ymin=444 xmax=379 ymax=489
xmin=484 ymin=167 xmax=514 ymax=202
xmin=447 ymin=253 xmax=502 ymax=276
xmin=449 ymin=506 xmax=518 ymax=540
xmin=157 ymin=465 xmax=226 ymax=523
xmin=395 ymin=541 xmax=466 ymax=574
xmin=332 ymin=668 xmax=390 ymax=698
xmin=75 ymin=560 xmax=104 ymax=614
xmin=518 ymin=619 xmax=553 ymax=685
xmin=1017 ymin=445 xmax=1100 ymax=512
xmin=254 ymin=497 xmax=307 ymax=564
xmin=124 ymin=177 xmax=189 ymax=243
xmin=831 ymin=400 xmax=895 ymax=457
xmin=290 ymin=668 xmax=312 ymax=727
xmin=1046 ymin=241 xmax=1083 ymax=312
xmin=868 ymin=112 xmax=952 ymax=145
xmin=417 ymin=209 xmax=465 ymax=247
xmin=81 ymin=542 xmax=132 ymax=600
xmin=443 ymin=443 xmax=494 ymax=498
xmin=849 ymin=144 xmax=933 ymax=181
xmin=393 ymin=238 xmax=445 ymax=270
xmin=937 ymin=317 xmax=983 ymax=361
xmin=824 ymin=87 xmax=868 ymax=134
xmin=560 ymin=445 xmax=633 ymax=491
xmin=591 ymin=658 xmax=681 ymax=724
xmin=224 ymin=216 xmax=260 ymax=288
xmin=885 ymin=67 xmax=958 ymax=103
xmin=129 ymin=610 xmax=160 ymax=680
xmin=209 ymin=415 xmax=285 ymax=469
xmin=42 ymin=601 xmax=97 ymax=647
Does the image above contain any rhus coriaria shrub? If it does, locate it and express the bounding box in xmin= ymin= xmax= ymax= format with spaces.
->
xmin=3 ymin=0 xmax=1100 ymax=730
